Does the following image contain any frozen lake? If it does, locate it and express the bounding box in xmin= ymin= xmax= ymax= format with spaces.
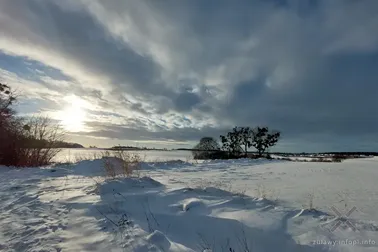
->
xmin=53 ymin=148 xmax=194 ymax=163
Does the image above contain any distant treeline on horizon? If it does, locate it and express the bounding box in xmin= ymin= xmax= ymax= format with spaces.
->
xmin=26 ymin=140 xmax=84 ymax=149
xmin=175 ymin=148 xmax=378 ymax=156
xmin=107 ymin=146 xmax=169 ymax=151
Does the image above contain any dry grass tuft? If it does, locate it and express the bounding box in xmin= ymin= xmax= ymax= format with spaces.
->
xmin=102 ymin=150 xmax=143 ymax=178
xmin=302 ymin=192 xmax=316 ymax=210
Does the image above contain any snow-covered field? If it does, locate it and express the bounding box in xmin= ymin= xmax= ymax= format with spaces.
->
xmin=54 ymin=149 xmax=193 ymax=163
xmin=1 ymin=157 xmax=377 ymax=251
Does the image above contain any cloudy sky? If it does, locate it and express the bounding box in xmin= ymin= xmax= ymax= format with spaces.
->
xmin=0 ymin=0 xmax=377 ymax=152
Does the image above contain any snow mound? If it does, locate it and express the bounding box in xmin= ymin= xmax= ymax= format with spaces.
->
xmin=72 ymin=157 xmax=123 ymax=176
xmin=100 ymin=176 xmax=163 ymax=194
xmin=182 ymin=198 xmax=207 ymax=213
xmin=72 ymin=158 xmax=193 ymax=176
xmin=146 ymin=230 xmax=171 ymax=251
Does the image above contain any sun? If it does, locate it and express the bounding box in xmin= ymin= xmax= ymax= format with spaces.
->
xmin=60 ymin=95 xmax=87 ymax=131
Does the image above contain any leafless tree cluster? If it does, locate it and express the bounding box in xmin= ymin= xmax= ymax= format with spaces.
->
xmin=194 ymin=126 xmax=281 ymax=159
xmin=221 ymin=126 xmax=280 ymax=158
xmin=0 ymin=83 xmax=64 ymax=167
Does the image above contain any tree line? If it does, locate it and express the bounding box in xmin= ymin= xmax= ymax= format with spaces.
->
xmin=193 ymin=126 xmax=280 ymax=159
xmin=0 ymin=83 xmax=65 ymax=167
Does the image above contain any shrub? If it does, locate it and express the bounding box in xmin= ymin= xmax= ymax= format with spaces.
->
xmin=0 ymin=83 xmax=64 ymax=167
xmin=102 ymin=150 xmax=142 ymax=178
xmin=332 ymin=155 xmax=345 ymax=162
xmin=192 ymin=137 xmax=220 ymax=159
xmin=1 ymin=116 xmax=64 ymax=167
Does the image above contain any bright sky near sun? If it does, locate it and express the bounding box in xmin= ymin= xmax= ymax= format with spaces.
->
xmin=57 ymin=95 xmax=88 ymax=132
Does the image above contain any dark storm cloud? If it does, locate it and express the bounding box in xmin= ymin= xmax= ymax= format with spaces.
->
xmin=174 ymin=92 xmax=201 ymax=112
xmin=0 ymin=0 xmax=378 ymax=151
xmin=219 ymin=52 xmax=378 ymax=139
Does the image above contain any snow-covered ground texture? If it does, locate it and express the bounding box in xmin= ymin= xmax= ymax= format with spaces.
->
xmin=1 ymin=157 xmax=377 ymax=252
xmin=54 ymin=149 xmax=193 ymax=163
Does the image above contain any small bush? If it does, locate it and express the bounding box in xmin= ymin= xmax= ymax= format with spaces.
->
xmin=332 ymin=155 xmax=345 ymax=162
xmin=302 ymin=192 xmax=316 ymax=210
xmin=1 ymin=116 xmax=63 ymax=167
xmin=103 ymin=157 xmax=117 ymax=178
xmin=102 ymin=150 xmax=142 ymax=178
xmin=192 ymin=137 xmax=221 ymax=159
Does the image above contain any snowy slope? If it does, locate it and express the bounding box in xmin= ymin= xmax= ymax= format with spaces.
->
xmin=0 ymin=157 xmax=377 ymax=251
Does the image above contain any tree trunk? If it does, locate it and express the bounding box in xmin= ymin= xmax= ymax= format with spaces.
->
xmin=258 ymin=149 xmax=263 ymax=157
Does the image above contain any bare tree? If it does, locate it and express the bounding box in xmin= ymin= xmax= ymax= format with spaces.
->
xmin=0 ymin=83 xmax=65 ymax=166
xmin=21 ymin=116 xmax=65 ymax=166
xmin=220 ymin=127 xmax=243 ymax=157
xmin=0 ymin=83 xmax=19 ymax=165
xmin=251 ymin=127 xmax=280 ymax=157
xmin=0 ymin=83 xmax=16 ymax=127
xmin=239 ymin=127 xmax=252 ymax=157
xmin=220 ymin=127 xmax=253 ymax=157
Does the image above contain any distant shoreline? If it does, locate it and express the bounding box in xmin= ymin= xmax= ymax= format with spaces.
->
xmin=60 ymin=147 xmax=378 ymax=156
